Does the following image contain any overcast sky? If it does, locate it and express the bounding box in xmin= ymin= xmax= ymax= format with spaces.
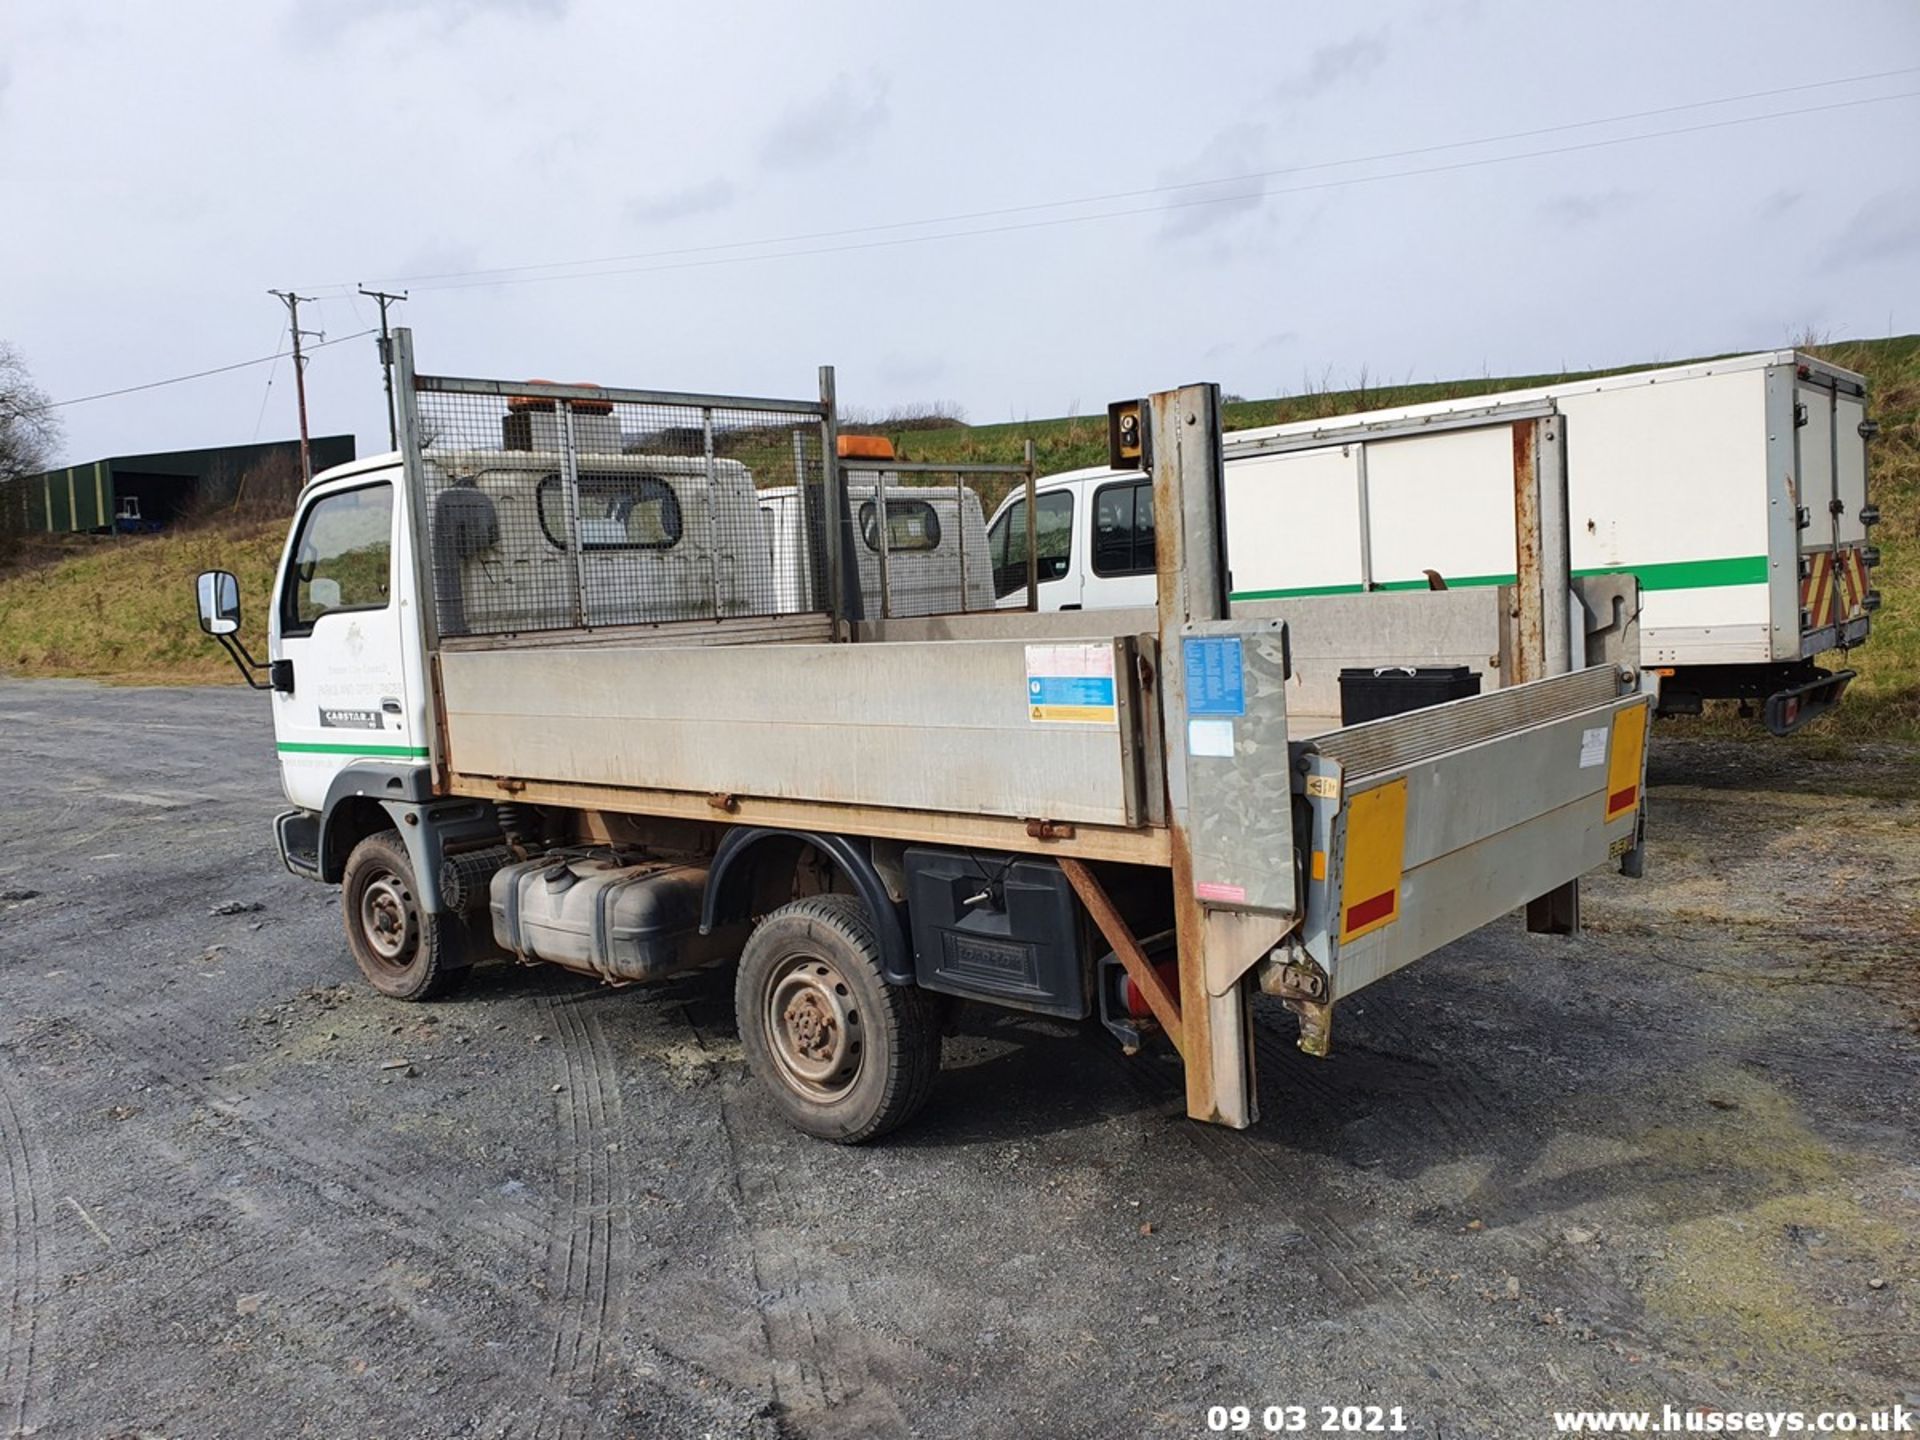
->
xmin=5 ymin=0 xmax=1918 ymax=466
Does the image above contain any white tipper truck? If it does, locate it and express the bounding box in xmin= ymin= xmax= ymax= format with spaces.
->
xmin=987 ymin=351 xmax=1880 ymax=735
xmin=196 ymin=332 xmax=1653 ymax=1142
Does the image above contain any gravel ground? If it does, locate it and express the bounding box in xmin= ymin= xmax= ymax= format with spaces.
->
xmin=0 ymin=676 xmax=1915 ymax=1439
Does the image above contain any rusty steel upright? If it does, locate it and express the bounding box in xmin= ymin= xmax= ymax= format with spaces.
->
xmin=1511 ymin=412 xmax=1580 ymax=934
xmin=1148 ymin=382 xmax=1260 ymax=1129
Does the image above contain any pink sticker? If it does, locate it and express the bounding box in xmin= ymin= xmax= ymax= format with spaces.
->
xmin=1194 ymin=881 xmax=1247 ymax=904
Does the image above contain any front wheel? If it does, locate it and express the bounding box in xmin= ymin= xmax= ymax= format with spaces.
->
xmin=734 ymin=894 xmax=941 ymax=1143
xmin=341 ymin=831 xmax=471 ymax=1001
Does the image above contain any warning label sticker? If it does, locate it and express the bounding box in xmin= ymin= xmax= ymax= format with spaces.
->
xmin=1025 ymin=643 xmax=1118 ymax=725
xmin=1578 ymin=726 xmax=1609 ymax=768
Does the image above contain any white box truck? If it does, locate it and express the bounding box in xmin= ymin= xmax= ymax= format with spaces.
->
xmin=195 ymin=334 xmax=1652 ymax=1142
xmin=987 ymin=351 xmax=1881 ymax=735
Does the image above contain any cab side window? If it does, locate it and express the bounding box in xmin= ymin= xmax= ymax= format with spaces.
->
xmin=990 ymin=491 xmax=1074 ymax=599
xmin=1092 ymin=480 xmax=1155 ymax=576
xmin=283 ymin=483 xmax=394 ymax=635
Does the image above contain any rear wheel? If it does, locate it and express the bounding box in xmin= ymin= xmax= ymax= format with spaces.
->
xmin=735 ymin=894 xmax=941 ymax=1143
xmin=341 ymin=831 xmax=471 ymax=1001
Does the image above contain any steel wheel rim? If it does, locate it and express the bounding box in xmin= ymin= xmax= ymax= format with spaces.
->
xmin=360 ymin=869 xmax=419 ymax=969
xmin=764 ymin=954 xmax=862 ymax=1100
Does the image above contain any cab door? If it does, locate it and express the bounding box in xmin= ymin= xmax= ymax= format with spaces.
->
xmin=269 ymin=476 xmax=423 ymax=812
xmin=986 ymin=486 xmax=1081 ymax=610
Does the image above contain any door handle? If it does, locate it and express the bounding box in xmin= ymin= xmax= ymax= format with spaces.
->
xmin=381 ymin=697 xmax=402 ymax=714
xmin=1060 ymin=603 xmax=1082 ymax=611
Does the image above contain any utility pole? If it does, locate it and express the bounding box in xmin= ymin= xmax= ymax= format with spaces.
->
xmin=358 ymin=285 xmax=407 ymax=450
xmin=268 ymin=289 xmax=322 ymax=484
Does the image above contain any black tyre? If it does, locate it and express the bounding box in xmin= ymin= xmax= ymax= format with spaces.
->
xmin=341 ymin=831 xmax=471 ymax=1001
xmin=734 ymin=894 xmax=941 ymax=1144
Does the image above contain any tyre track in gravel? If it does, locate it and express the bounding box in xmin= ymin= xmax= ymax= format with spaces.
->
xmin=53 ymin=1139 xmax=588 ymax=1438
xmin=532 ymin=974 xmax=633 ymax=1440
xmin=0 ymin=1061 xmax=51 ymax=1440
xmin=1104 ymin=1015 xmax=1528 ymax=1429
xmin=52 ymin=997 xmax=630 ymax=1434
xmin=75 ymin=985 xmax=551 ymax=1261
xmin=1339 ymin=980 xmax=1661 ymax=1349
xmin=712 ymin=1067 xmax=911 ymax=1438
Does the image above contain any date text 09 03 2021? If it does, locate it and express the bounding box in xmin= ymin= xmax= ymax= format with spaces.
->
xmin=1207 ymin=1405 xmax=1411 ymax=1434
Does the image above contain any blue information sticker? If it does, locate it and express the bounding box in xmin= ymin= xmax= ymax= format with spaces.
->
xmin=1184 ymin=635 xmax=1246 ymax=717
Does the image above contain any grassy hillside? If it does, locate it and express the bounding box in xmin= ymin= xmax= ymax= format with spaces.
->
xmin=2 ymin=336 xmax=1914 ymax=736
xmin=0 ymin=520 xmax=284 ymax=685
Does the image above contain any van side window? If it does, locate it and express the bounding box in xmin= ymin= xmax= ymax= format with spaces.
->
xmin=282 ymin=482 xmax=394 ymax=635
xmin=991 ymin=490 xmax=1073 ymax=599
xmin=536 ymin=474 xmax=682 ymax=551
xmin=1092 ymin=480 xmax=1155 ymax=577
xmin=859 ymin=498 xmax=942 ymax=553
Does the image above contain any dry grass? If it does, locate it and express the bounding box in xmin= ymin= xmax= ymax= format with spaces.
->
xmin=0 ymin=519 xmax=284 ymax=683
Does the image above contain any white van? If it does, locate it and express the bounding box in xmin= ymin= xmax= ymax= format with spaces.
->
xmin=984 ymin=465 xmax=1157 ymax=612
xmin=760 ymin=479 xmax=993 ymax=618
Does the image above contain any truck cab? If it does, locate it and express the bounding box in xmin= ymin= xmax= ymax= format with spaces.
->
xmin=262 ymin=443 xmax=780 ymax=815
xmin=984 ymin=465 xmax=1154 ymax=612
xmin=266 ymin=454 xmax=430 ymax=813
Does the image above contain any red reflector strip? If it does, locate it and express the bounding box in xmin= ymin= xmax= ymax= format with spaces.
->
xmin=1607 ymin=783 xmax=1639 ymax=818
xmin=1343 ymin=889 xmax=1396 ymax=934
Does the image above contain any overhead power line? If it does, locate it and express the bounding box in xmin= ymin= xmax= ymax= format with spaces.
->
xmin=323 ymin=65 xmax=1920 ymax=294
xmin=37 ymin=329 xmax=376 ymax=411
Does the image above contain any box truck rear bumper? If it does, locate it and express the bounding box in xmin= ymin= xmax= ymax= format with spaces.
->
xmin=1655 ymin=661 xmax=1855 ymax=733
xmin=1764 ymin=668 xmax=1854 ymax=736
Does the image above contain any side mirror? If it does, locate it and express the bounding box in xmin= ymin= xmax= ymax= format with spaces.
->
xmin=196 ymin=571 xmax=241 ymax=636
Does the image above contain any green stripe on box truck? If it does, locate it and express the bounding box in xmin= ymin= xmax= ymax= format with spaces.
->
xmin=277 ymin=742 xmax=430 ymax=758
xmin=1231 ymin=554 xmax=1767 ymax=602
xmin=1576 ymin=555 xmax=1768 ymax=590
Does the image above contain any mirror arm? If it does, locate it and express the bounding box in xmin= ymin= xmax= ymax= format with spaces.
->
xmin=227 ymin=633 xmax=264 ymax=669
xmin=214 ymin=635 xmax=272 ymax=690
xmin=214 ymin=635 xmax=291 ymax=693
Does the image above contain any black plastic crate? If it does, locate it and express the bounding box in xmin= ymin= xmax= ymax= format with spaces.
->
xmin=1338 ymin=665 xmax=1481 ymax=726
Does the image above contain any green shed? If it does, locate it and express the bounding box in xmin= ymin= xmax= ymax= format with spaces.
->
xmin=11 ymin=435 xmax=356 ymax=533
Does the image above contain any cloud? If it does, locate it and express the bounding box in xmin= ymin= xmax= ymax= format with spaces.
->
xmin=374 ymin=239 xmax=484 ymax=287
xmin=1539 ymin=188 xmax=1637 ymax=228
xmin=1757 ymin=188 xmax=1803 ymax=220
xmin=759 ymin=74 xmax=889 ymax=169
xmin=875 ymin=352 xmax=950 ymax=388
xmin=1159 ymin=124 xmax=1270 ymax=241
xmin=626 ymin=179 xmax=735 ymax=225
xmin=1274 ymin=30 xmax=1390 ymax=103
xmin=287 ymin=0 xmax=566 ymax=41
xmin=1825 ymin=188 xmax=1920 ymax=267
